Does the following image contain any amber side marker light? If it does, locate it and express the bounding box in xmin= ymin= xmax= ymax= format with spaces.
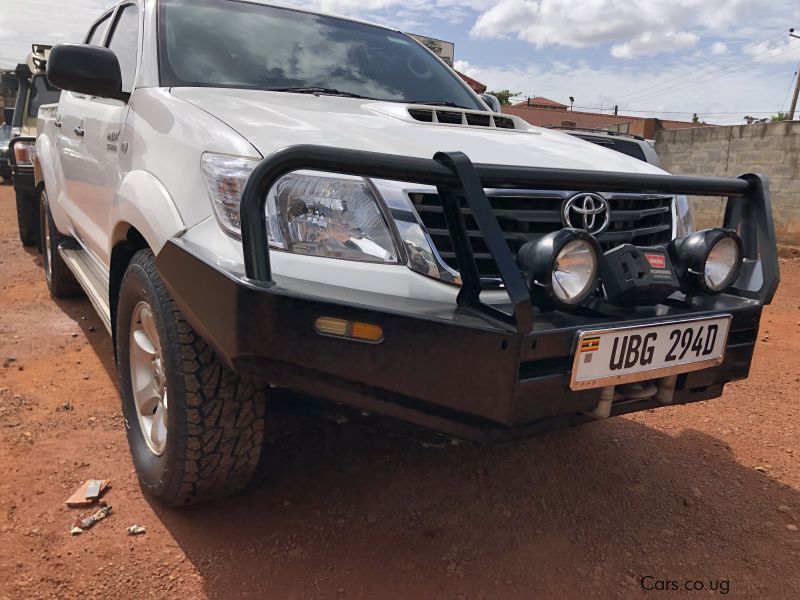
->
xmin=314 ymin=317 xmax=384 ymax=343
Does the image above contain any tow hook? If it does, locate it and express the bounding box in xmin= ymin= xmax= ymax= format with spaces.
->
xmin=587 ymin=375 xmax=679 ymax=419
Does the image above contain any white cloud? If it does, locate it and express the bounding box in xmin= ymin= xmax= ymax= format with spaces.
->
xmin=454 ymin=58 xmax=791 ymax=124
xmin=710 ymin=42 xmax=728 ymax=55
xmin=469 ymin=0 xmax=773 ymax=58
xmin=0 ymin=0 xmax=114 ymax=68
xmin=744 ymin=38 xmax=800 ymax=64
xmin=611 ymin=31 xmax=699 ymax=59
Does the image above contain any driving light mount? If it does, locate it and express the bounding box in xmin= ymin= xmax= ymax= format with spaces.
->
xmin=669 ymin=228 xmax=744 ymax=295
xmin=516 ymin=229 xmax=601 ymax=311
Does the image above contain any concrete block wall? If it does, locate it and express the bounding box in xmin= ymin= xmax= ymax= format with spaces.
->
xmin=655 ymin=121 xmax=800 ymax=245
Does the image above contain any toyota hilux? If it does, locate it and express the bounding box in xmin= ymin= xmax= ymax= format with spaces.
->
xmin=34 ymin=0 xmax=779 ymax=505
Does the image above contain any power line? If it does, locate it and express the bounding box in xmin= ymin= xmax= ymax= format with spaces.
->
xmin=614 ymin=31 xmax=786 ymax=103
xmin=570 ymin=105 xmax=781 ymax=115
xmin=621 ymin=41 xmax=800 ymax=104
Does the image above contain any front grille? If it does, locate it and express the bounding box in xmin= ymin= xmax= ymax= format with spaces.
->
xmin=411 ymin=191 xmax=673 ymax=278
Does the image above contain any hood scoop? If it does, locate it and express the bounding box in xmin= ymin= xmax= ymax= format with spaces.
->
xmin=408 ymin=107 xmax=516 ymax=129
xmin=364 ymin=102 xmax=537 ymax=133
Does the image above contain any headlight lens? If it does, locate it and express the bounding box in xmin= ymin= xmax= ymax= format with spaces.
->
xmin=275 ymin=174 xmax=397 ymax=263
xmin=552 ymin=239 xmax=598 ymax=304
xmin=201 ymin=153 xmax=397 ymax=263
xmin=201 ymin=153 xmax=259 ymax=237
xmin=704 ymin=236 xmax=740 ymax=291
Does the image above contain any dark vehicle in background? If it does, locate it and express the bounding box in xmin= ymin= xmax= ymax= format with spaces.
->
xmin=10 ymin=45 xmax=61 ymax=247
xmin=0 ymin=110 xmax=12 ymax=181
xmin=551 ymin=126 xmax=662 ymax=167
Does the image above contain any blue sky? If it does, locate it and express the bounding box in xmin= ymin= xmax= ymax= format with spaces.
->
xmin=1 ymin=0 xmax=799 ymax=124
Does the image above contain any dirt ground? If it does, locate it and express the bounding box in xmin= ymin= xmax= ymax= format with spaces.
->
xmin=0 ymin=182 xmax=798 ymax=600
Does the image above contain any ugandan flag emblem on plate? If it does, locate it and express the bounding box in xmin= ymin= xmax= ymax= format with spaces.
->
xmin=580 ymin=336 xmax=601 ymax=353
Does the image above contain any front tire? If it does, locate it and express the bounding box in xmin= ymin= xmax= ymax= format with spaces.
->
xmin=16 ymin=190 xmax=39 ymax=247
xmin=116 ymin=250 xmax=267 ymax=506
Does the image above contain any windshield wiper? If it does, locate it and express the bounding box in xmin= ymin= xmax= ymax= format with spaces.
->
xmin=403 ymin=100 xmax=469 ymax=109
xmin=266 ymin=87 xmax=376 ymax=100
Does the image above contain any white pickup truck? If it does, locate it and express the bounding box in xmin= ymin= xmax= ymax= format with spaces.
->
xmin=36 ymin=0 xmax=779 ymax=505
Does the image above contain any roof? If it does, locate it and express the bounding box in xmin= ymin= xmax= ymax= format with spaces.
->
xmin=503 ymin=105 xmax=706 ymax=131
xmin=515 ymin=96 xmax=567 ymax=109
xmin=455 ymin=71 xmax=487 ymax=94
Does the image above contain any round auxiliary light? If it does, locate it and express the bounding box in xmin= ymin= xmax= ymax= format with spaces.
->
xmin=669 ymin=228 xmax=743 ymax=295
xmin=516 ymin=229 xmax=601 ymax=311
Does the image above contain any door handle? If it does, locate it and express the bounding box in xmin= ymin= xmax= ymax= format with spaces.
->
xmin=74 ymin=126 xmax=85 ymax=137
xmin=54 ymin=119 xmax=62 ymax=128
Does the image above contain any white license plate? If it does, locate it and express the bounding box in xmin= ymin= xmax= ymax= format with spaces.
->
xmin=569 ymin=315 xmax=732 ymax=391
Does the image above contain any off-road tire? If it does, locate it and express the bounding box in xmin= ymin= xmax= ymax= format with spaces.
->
xmin=17 ymin=190 xmax=39 ymax=247
xmin=39 ymin=188 xmax=81 ymax=298
xmin=116 ymin=249 xmax=267 ymax=506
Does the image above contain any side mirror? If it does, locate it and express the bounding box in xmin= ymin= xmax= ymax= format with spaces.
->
xmin=47 ymin=44 xmax=125 ymax=101
xmin=480 ymin=93 xmax=502 ymax=113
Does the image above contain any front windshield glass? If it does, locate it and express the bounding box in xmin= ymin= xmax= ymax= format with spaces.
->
xmin=29 ymin=76 xmax=61 ymax=117
xmin=158 ymin=0 xmax=482 ymax=109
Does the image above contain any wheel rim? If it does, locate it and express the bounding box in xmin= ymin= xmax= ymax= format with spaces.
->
xmin=129 ymin=301 xmax=169 ymax=456
xmin=41 ymin=192 xmax=52 ymax=285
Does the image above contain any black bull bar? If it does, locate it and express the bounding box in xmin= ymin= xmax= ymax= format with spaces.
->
xmin=239 ymin=145 xmax=780 ymax=333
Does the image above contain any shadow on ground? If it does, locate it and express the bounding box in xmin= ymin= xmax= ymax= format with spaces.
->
xmin=154 ymin=408 xmax=800 ymax=599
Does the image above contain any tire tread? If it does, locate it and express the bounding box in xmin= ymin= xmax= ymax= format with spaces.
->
xmin=121 ymin=250 xmax=266 ymax=505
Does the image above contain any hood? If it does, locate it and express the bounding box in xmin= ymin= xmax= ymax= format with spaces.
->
xmin=172 ymin=88 xmax=665 ymax=176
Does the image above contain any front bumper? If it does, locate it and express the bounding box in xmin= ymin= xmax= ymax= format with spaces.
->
xmin=157 ymin=238 xmax=763 ymax=443
xmin=157 ymin=145 xmax=779 ymax=443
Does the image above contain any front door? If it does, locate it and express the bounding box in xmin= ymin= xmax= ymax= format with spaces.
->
xmin=68 ymin=2 xmax=140 ymax=264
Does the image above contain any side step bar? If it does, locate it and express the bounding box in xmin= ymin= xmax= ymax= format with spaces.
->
xmin=59 ymin=242 xmax=112 ymax=334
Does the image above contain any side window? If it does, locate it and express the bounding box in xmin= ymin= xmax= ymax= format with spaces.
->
xmin=86 ymin=14 xmax=111 ymax=46
xmin=107 ymin=4 xmax=140 ymax=93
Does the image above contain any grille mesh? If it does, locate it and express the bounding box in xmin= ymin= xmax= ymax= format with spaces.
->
xmin=411 ymin=191 xmax=673 ymax=279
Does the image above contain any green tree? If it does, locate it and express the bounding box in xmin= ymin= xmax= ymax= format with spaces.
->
xmin=485 ymin=89 xmax=520 ymax=106
xmin=771 ymin=112 xmax=790 ymax=122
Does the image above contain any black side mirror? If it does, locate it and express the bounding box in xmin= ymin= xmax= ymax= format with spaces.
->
xmin=47 ymin=44 xmax=125 ymax=101
xmin=479 ymin=93 xmax=502 ymax=113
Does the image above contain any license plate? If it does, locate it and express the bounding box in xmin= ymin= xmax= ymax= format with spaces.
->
xmin=569 ymin=315 xmax=732 ymax=391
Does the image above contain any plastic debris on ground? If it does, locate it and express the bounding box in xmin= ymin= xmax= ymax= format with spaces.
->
xmin=127 ymin=524 xmax=147 ymax=536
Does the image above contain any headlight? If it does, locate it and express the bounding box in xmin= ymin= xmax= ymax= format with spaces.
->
xmin=516 ymin=229 xmax=601 ymax=310
xmin=201 ymin=153 xmax=398 ymax=263
xmin=674 ymin=194 xmax=695 ymax=237
xmin=274 ymin=174 xmax=397 ymax=263
xmin=13 ymin=140 xmax=36 ymax=166
xmin=669 ymin=228 xmax=743 ymax=294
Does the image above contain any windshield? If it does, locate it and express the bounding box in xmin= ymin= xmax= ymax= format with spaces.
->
xmin=158 ymin=0 xmax=482 ymax=109
xmin=29 ymin=76 xmax=61 ymax=117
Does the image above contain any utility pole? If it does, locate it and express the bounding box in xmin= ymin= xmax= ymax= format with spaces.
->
xmin=790 ymin=29 xmax=800 ymax=120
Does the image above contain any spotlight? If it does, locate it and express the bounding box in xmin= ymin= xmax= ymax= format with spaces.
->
xmin=516 ymin=229 xmax=601 ymax=310
xmin=669 ymin=228 xmax=743 ymax=295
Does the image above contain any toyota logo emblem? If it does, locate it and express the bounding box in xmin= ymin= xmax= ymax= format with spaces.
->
xmin=562 ymin=193 xmax=611 ymax=235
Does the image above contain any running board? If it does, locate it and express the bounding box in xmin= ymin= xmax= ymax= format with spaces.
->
xmin=59 ymin=242 xmax=112 ymax=334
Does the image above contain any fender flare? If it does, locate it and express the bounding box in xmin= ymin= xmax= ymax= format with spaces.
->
xmin=109 ymin=170 xmax=186 ymax=256
xmin=34 ymin=132 xmax=71 ymax=230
